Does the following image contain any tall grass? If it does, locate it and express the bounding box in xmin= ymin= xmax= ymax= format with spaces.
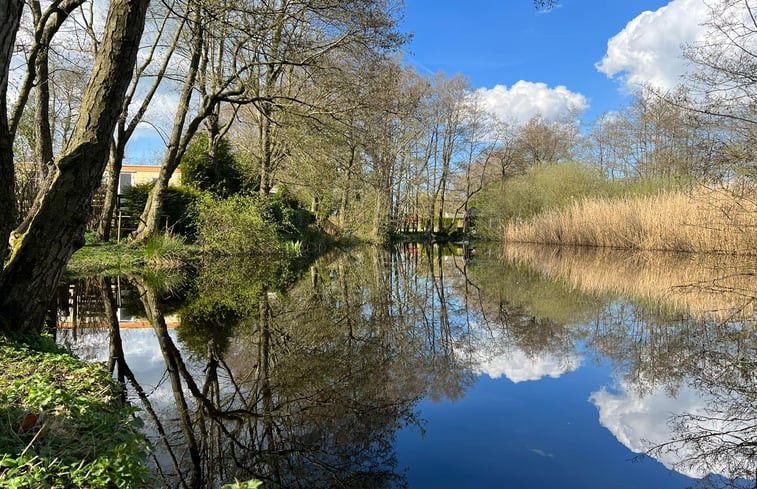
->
xmin=504 ymin=185 xmax=757 ymax=255
xmin=475 ymin=162 xmax=688 ymax=238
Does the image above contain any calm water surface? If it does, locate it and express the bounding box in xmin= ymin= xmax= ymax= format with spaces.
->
xmin=55 ymin=244 xmax=756 ymax=488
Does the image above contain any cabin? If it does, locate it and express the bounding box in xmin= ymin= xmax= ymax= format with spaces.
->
xmin=118 ymin=165 xmax=182 ymax=193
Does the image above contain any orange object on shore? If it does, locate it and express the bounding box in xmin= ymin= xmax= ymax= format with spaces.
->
xmin=19 ymin=413 xmax=38 ymax=432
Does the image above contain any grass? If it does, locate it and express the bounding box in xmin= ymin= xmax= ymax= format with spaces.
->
xmin=504 ymin=184 xmax=757 ymax=255
xmin=0 ymin=334 xmax=148 ymax=488
xmin=67 ymin=234 xmax=198 ymax=277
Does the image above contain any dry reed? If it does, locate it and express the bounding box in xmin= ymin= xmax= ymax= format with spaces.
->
xmin=504 ymin=185 xmax=757 ymax=255
xmin=503 ymin=243 xmax=756 ymax=323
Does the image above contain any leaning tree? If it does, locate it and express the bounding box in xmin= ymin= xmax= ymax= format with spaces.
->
xmin=0 ymin=0 xmax=150 ymax=333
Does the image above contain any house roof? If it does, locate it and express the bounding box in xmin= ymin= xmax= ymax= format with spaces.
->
xmin=121 ymin=164 xmax=181 ymax=174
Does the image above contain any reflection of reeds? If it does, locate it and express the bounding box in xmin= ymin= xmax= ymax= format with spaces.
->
xmin=503 ymin=243 xmax=757 ymax=323
xmin=504 ymin=186 xmax=757 ymax=255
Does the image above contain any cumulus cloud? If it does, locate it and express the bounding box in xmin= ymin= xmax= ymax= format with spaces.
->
xmin=473 ymin=81 xmax=588 ymax=125
xmin=596 ymin=0 xmax=710 ymax=92
xmin=589 ymin=381 xmax=755 ymax=479
xmin=471 ymin=347 xmax=582 ymax=383
xmin=454 ymin=321 xmax=582 ymax=383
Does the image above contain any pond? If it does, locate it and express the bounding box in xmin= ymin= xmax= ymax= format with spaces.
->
xmin=54 ymin=244 xmax=756 ymax=489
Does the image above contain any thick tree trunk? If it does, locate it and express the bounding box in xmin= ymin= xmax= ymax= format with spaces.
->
xmin=0 ymin=0 xmax=149 ymax=333
xmin=0 ymin=0 xmax=24 ymax=266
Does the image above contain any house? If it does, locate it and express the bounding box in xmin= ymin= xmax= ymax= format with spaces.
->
xmin=118 ymin=165 xmax=183 ymax=193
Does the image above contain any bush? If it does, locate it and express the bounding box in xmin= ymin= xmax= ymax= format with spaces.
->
xmin=263 ymin=192 xmax=315 ymax=239
xmin=180 ymin=133 xmax=257 ymax=197
xmin=196 ymin=194 xmax=283 ymax=256
xmin=122 ymin=183 xmax=202 ymax=239
xmin=475 ymin=162 xmax=609 ymax=237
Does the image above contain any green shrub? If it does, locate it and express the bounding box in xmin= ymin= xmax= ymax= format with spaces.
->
xmin=180 ymin=133 xmax=258 ymax=197
xmin=606 ymin=173 xmax=692 ymax=199
xmin=265 ymin=192 xmax=315 ymax=239
xmin=475 ymin=162 xmax=608 ymax=237
xmin=196 ymin=194 xmax=283 ymax=256
xmin=122 ymin=183 xmax=202 ymax=239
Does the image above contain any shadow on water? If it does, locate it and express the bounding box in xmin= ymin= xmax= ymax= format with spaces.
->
xmin=55 ymin=244 xmax=756 ymax=488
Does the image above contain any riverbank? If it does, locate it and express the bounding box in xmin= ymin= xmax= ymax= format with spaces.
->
xmin=504 ymin=186 xmax=756 ymax=255
xmin=66 ymin=234 xmax=200 ymax=278
xmin=0 ymin=334 xmax=148 ymax=488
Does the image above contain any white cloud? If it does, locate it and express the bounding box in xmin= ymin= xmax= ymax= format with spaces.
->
xmin=454 ymin=322 xmax=582 ymax=383
xmin=589 ymin=381 xmax=755 ymax=480
xmin=471 ymin=347 xmax=582 ymax=383
xmin=596 ymin=0 xmax=709 ymax=92
xmin=474 ymin=81 xmax=588 ymax=125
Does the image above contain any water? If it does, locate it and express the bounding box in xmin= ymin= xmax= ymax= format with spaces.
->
xmin=55 ymin=244 xmax=757 ymax=488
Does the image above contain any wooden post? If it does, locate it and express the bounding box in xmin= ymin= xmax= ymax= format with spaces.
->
xmin=117 ymin=211 xmax=122 ymax=244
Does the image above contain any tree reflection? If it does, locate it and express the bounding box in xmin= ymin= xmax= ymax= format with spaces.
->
xmin=54 ymin=243 xmax=755 ymax=488
xmin=86 ymin=248 xmax=479 ymax=488
xmin=474 ymin=244 xmax=756 ymax=487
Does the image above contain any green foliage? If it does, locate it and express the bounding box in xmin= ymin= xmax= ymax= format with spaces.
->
xmin=195 ymin=191 xmax=316 ymax=256
xmin=222 ymin=480 xmax=263 ymax=489
xmin=196 ymin=194 xmax=283 ymax=256
xmin=180 ymin=133 xmax=257 ymax=197
xmin=607 ymin=173 xmax=692 ymax=198
xmin=122 ymin=183 xmax=202 ymax=239
xmin=264 ymin=192 xmax=316 ymax=240
xmin=0 ymin=335 xmax=148 ymax=488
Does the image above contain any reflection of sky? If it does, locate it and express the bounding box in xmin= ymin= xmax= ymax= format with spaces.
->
xmin=396 ymin=364 xmax=696 ymax=489
xmin=590 ymin=381 xmax=755 ymax=480
xmin=469 ymin=347 xmax=582 ymax=383
xmin=58 ymin=328 xmax=202 ymax=416
xmin=454 ymin=322 xmax=583 ymax=383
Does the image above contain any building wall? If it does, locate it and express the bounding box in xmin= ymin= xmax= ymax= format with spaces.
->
xmin=120 ymin=165 xmax=182 ymax=192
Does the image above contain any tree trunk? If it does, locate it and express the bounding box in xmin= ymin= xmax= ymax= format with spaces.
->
xmin=0 ymin=0 xmax=149 ymax=333
xmin=132 ymin=1 xmax=203 ymax=241
xmin=96 ymin=140 xmax=125 ymax=241
xmin=338 ymin=145 xmax=355 ymax=227
xmin=259 ymin=108 xmax=272 ymax=196
xmin=0 ymin=0 xmax=24 ymax=266
xmin=33 ymin=43 xmax=54 ymax=179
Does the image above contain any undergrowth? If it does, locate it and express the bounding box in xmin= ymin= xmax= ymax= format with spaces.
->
xmin=0 ymin=334 xmax=148 ymax=488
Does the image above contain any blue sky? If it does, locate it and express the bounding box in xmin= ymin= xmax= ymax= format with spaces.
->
xmin=125 ymin=0 xmax=713 ymax=163
xmin=401 ymin=0 xmax=710 ymax=123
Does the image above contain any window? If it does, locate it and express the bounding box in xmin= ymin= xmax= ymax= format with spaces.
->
xmin=119 ymin=172 xmax=135 ymax=194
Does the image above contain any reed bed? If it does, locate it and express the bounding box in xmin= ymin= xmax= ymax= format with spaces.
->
xmin=504 ymin=185 xmax=757 ymax=255
xmin=503 ymin=243 xmax=756 ymax=323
